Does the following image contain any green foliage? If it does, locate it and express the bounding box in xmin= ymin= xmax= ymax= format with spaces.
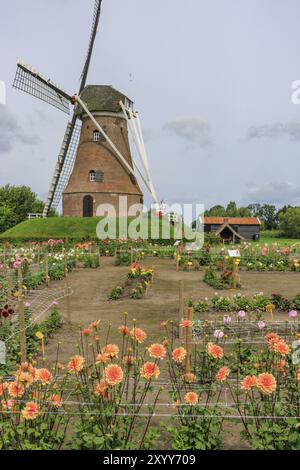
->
xmin=108 ymin=286 xmax=124 ymax=300
xmin=243 ymin=418 xmax=300 ymax=450
xmin=165 ymin=411 xmax=223 ymax=450
xmin=279 ymin=207 xmax=300 ymax=238
xmin=0 ymin=309 xmax=63 ymax=375
xmin=83 ymin=254 xmax=100 ymax=268
xmin=0 ymin=185 xmax=47 ymax=233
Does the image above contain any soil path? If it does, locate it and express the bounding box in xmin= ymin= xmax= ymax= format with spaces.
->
xmin=43 ymin=259 xmax=300 ymax=364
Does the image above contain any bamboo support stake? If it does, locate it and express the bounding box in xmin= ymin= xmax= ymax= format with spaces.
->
xmin=185 ymin=307 xmax=194 ymax=374
xmin=45 ymin=254 xmax=50 ymax=287
xmin=65 ymin=274 xmax=71 ymax=324
xmin=179 ymin=280 xmax=184 ymax=341
xmin=74 ymin=246 xmax=78 ymax=269
xmin=18 ymin=267 xmax=26 ymax=363
xmin=7 ymin=270 xmax=13 ymax=299
xmin=130 ymin=248 xmax=134 ymax=264
xmin=232 ymin=257 xmax=237 ymax=290
xmin=37 ymin=245 xmax=40 ymax=266
xmin=98 ymin=247 xmax=101 ymax=267
xmin=63 ymin=249 xmax=68 ymax=278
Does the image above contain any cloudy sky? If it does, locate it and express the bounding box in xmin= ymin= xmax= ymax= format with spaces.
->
xmin=1 ymin=0 xmax=300 ymax=212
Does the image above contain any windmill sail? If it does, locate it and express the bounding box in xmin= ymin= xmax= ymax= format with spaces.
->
xmin=50 ymin=121 xmax=82 ymax=211
xmin=13 ymin=60 xmax=71 ymax=114
xmin=45 ymin=0 xmax=103 ymax=215
xmin=13 ymin=0 xmax=104 ymax=216
xmin=80 ymin=0 xmax=103 ymax=90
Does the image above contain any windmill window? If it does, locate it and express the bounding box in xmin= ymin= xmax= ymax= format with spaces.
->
xmin=89 ymin=170 xmax=104 ymax=182
xmin=93 ymin=127 xmax=106 ymax=142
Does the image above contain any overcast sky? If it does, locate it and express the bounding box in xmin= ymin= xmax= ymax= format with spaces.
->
xmin=1 ymin=0 xmax=300 ymax=212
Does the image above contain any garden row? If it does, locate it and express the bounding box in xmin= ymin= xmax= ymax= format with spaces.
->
xmin=0 ymin=315 xmax=299 ymax=450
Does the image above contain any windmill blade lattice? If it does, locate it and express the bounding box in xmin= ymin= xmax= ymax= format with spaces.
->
xmin=13 ymin=61 xmax=71 ymax=114
xmin=43 ymin=119 xmax=82 ymax=216
xmin=80 ymin=0 xmax=103 ymax=88
xmin=51 ymin=121 xmax=82 ymax=209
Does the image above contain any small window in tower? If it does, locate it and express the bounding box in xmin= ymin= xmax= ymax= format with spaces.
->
xmin=89 ymin=170 xmax=96 ymax=182
xmin=93 ymin=128 xmax=106 ymax=142
xmin=94 ymin=170 xmax=104 ymax=182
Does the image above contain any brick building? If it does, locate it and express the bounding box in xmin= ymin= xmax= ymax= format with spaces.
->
xmin=63 ymin=85 xmax=143 ymax=217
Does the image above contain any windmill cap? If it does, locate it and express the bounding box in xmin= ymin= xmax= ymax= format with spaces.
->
xmin=76 ymin=85 xmax=133 ymax=116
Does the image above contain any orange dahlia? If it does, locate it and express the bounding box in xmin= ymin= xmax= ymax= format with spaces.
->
xmin=179 ymin=319 xmax=193 ymax=328
xmin=67 ymin=355 xmax=85 ymax=374
xmin=8 ymin=381 xmax=25 ymax=398
xmin=49 ymin=394 xmax=62 ymax=408
xmin=265 ymin=332 xmax=280 ymax=345
xmin=17 ymin=362 xmax=36 ymax=376
xmin=130 ymin=327 xmax=147 ymax=343
xmin=95 ymin=380 xmax=109 ymax=398
xmin=81 ymin=328 xmax=92 ymax=336
xmin=0 ymin=382 xmax=8 ymax=397
xmin=207 ymin=342 xmax=224 ymax=359
xmin=257 ymin=373 xmax=276 ymax=395
xmin=184 ymin=391 xmax=199 ymax=405
xmin=21 ymin=402 xmax=39 ymax=420
xmin=36 ymin=368 xmax=53 ymax=385
xmin=272 ymin=340 xmax=290 ymax=357
xmin=140 ymin=362 xmax=160 ymax=380
xmin=118 ymin=325 xmax=130 ymax=336
xmin=172 ymin=347 xmax=187 ymax=363
xmin=148 ymin=343 xmax=166 ymax=360
xmin=101 ymin=344 xmax=119 ymax=359
xmin=95 ymin=353 xmax=110 ymax=364
xmin=216 ymin=366 xmax=230 ymax=383
xmin=104 ymin=364 xmax=123 ymax=386
xmin=241 ymin=375 xmax=257 ymax=390
xmin=182 ymin=373 xmax=197 ymax=384
xmin=17 ymin=371 xmax=34 ymax=387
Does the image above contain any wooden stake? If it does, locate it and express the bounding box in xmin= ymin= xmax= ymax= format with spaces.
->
xmin=45 ymin=254 xmax=50 ymax=287
xmin=18 ymin=267 xmax=26 ymax=363
xmin=185 ymin=307 xmax=194 ymax=374
xmin=65 ymin=274 xmax=71 ymax=324
xmin=98 ymin=247 xmax=101 ymax=267
xmin=130 ymin=248 xmax=134 ymax=264
xmin=63 ymin=249 xmax=68 ymax=278
xmin=74 ymin=246 xmax=78 ymax=269
xmin=179 ymin=280 xmax=184 ymax=341
xmin=232 ymin=257 xmax=237 ymax=290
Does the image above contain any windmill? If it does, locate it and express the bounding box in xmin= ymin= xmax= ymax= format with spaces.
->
xmin=12 ymin=0 xmax=158 ymax=218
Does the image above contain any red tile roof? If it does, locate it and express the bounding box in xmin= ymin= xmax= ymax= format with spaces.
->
xmin=203 ymin=217 xmax=261 ymax=225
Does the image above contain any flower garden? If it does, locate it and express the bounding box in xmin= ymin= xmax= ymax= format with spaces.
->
xmin=0 ymin=239 xmax=300 ymax=450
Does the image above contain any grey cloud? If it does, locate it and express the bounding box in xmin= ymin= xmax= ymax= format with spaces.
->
xmin=0 ymin=107 xmax=39 ymax=154
xmin=246 ymin=181 xmax=300 ymax=204
xmin=247 ymin=120 xmax=300 ymax=141
xmin=163 ymin=117 xmax=212 ymax=147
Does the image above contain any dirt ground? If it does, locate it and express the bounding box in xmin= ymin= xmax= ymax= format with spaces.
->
xmin=40 ymin=257 xmax=300 ymax=450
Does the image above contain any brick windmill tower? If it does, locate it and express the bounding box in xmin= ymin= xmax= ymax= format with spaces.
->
xmin=13 ymin=0 xmax=158 ymax=218
xmin=63 ymin=85 xmax=143 ymax=217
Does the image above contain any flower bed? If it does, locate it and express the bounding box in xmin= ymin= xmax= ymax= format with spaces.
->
xmin=108 ymin=264 xmax=155 ymax=300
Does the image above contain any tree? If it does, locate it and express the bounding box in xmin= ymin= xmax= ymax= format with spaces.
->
xmin=0 ymin=185 xmax=46 ymax=233
xmin=205 ymin=205 xmax=226 ymax=217
xmin=279 ymin=207 xmax=300 ymax=238
xmin=226 ymin=201 xmax=238 ymax=217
